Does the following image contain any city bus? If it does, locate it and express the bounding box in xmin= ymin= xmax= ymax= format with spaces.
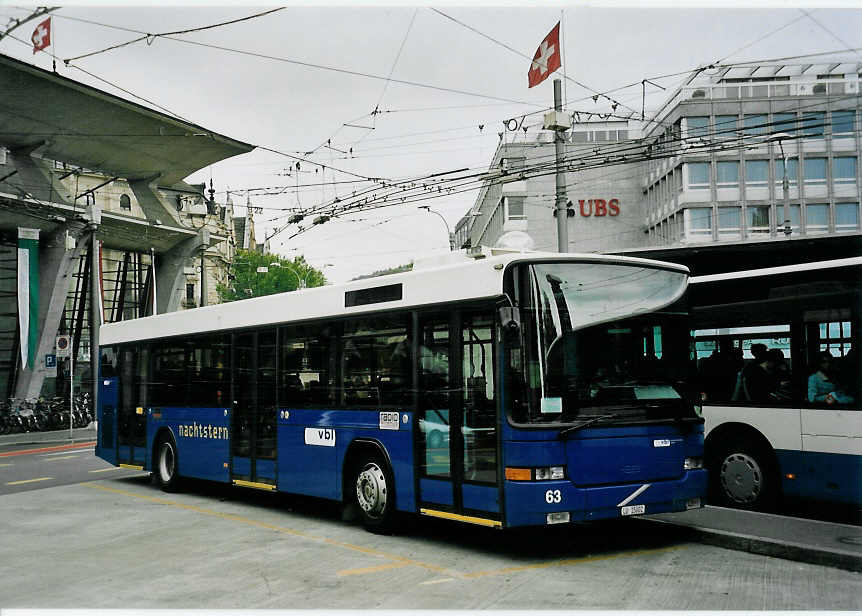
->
xmin=689 ymin=257 xmax=862 ymax=512
xmin=95 ymin=248 xmax=707 ymax=533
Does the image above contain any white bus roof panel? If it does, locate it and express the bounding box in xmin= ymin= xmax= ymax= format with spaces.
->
xmin=101 ymin=250 xmax=688 ymax=345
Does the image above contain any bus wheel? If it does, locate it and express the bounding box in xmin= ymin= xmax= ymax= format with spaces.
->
xmin=711 ymin=438 xmax=777 ymax=511
xmin=353 ymin=454 xmax=397 ymax=533
xmin=155 ymin=433 xmax=181 ymax=492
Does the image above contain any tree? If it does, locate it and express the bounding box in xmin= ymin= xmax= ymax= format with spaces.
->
xmin=217 ymin=250 xmax=326 ymax=302
xmin=352 ymin=262 xmax=413 ymax=280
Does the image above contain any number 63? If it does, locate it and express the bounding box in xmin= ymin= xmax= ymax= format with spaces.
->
xmin=545 ymin=489 xmax=561 ymax=504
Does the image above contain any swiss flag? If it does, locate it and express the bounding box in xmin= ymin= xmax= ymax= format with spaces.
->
xmin=528 ymin=22 xmax=561 ymax=88
xmin=31 ymin=17 xmax=51 ymax=54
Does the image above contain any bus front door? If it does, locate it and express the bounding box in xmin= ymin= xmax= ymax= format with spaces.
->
xmin=117 ymin=345 xmax=147 ymax=468
xmin=230 ymin=329 xmax=277 ymax=490
xmin=417 ymin=312 xmax=501 ymax=527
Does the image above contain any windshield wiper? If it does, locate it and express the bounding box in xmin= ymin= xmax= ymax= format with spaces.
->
xmin=558 ymin=414 xmax=617 ymax=439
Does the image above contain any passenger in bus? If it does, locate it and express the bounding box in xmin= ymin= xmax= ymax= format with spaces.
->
xmin=808 ymin=352 xmax=855 ymax=405
xmin=701 ymin=341 xmax=742 ymax=402
xmin=734 ymin=345 xmax=780 ymax=403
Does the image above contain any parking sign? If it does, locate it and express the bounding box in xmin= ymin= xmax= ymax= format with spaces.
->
xmin=56 ymin=335 xmax=70 ymax=358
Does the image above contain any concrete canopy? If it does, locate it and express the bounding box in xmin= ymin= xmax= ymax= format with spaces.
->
xmin=0 ymin=52 xmax=254 ymax=186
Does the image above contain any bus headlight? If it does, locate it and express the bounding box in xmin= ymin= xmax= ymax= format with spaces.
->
xmin=505 ymin=466 xmax=565 ymax=481
xmin=534 ymin=466 xmax=565 ymax=480
xmin=684 ymin=457 xmax=703 ymax=470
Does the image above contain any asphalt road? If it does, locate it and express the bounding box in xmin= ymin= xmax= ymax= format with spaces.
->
xmin=0 ymin=448 xmax=860 ymax=609
xmin=0 ymin=440 xmax=141 ymax=495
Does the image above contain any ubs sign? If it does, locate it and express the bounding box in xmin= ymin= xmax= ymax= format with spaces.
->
xmin=577 ymin=199 xmax=620 ymax=217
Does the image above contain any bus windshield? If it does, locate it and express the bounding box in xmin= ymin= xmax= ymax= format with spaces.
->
xmin=512 ymin=262 xmax=697 ymax=426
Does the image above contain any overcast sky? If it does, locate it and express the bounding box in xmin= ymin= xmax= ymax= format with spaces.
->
xmin=3 ymin=2 xmax=862 ymax=281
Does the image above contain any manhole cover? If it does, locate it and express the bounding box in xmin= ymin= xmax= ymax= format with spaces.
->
xmin=837 ymin=536 xmax=862 ymax=546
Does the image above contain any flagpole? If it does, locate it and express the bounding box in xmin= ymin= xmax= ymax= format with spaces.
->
xmin=561 ymin=10 xmax=567 ymax=108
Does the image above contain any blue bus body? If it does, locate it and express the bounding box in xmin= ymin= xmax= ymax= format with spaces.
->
xmin=96 ymin=252 xmax=707 ymax=530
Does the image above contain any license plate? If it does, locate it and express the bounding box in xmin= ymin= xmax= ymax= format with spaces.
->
xmin=620 ymin=504 xmax=645 ymax=516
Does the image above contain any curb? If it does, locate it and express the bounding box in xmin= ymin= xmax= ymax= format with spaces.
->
xmin=641 ymin=517 xmax=862 ymax=573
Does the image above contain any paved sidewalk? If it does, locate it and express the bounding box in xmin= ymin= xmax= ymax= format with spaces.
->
xmin=0 ymin=426 xmax=96 ymax=447
xmin=641 ymin=505 xmax=862 ymax=573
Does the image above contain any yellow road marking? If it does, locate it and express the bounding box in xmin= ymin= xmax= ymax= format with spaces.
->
xmin=119 ymin=464 xmax=144 ymax=470
xmin=84 ymin=483 xmax=453 ymax=577
xmin=420 ymin=578 xmax=456 ymax=585
xmin=337 ymin=561 xmax=410 ymax=576
xmin=89 ymin=467 xmax=124 ymax=473
xmin=45 ymin=455 xmax=79 ymax=462
xmin=0 ymin=463 xmax=13 ymax=468
xmin=462 ymin=545 xmax=684 ymax=579
xmin=7 ymin=477 xmax=52 ymax=486
xmin=83 ymin=483 xmax=684 ymax=582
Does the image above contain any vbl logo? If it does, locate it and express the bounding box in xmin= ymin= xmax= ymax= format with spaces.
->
xmin=578 ymin=198 xmax=620 ymax=217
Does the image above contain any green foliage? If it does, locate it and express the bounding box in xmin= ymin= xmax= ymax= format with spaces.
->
xmin=216 ymin=250 xmax=326 ymax=303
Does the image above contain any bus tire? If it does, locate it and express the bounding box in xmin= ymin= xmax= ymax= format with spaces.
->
xmin=710 ymin=436 xmax=778 ymax=511
xmin=353 ymin=453 xmax=397 ymax=534
xmin=155 ymin=433 xmax=181 ymax=492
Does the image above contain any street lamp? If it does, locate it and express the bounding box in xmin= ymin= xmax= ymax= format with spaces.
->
xmin=418 ymin=206 xmax=455 ymax=251
xmin=771 ymin=132 xmax=794 ymax=237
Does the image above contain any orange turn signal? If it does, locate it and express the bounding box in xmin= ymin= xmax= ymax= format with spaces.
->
xmin=505 ymin=467 xmax=532 ymax=481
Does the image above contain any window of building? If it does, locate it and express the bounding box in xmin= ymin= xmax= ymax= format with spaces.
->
xmin=572 ymin=132 xmax=589 ymax=143
xmin=806 ymin=203 xmax=829 ymax=234
xmin=832 ymin=110 xmax=855 ymax=135
xmin=686 ymin=162 xmax=710 ymax=189
xmin=714 ymin=115 xmax=738 ymax=140
xmin=186 ymin=283 xmax=195 ymax=303
xmin=687 ymin=116 xmax=709 ymax=138
xmin=504 ymin=196 xmax=526 ymax=220
xmin=836 ymin=203 xmax=859 ymax=232
xmin=120 ymin=194 xmax=131 ymax=210
xmin=833 ymin=157 xmax=856 ymax=184
xmin=501 ymin=157 xmax=526 ymax=172
xmin=773 ymin=112 xmax=796 ymax=134
xmin=593 ymin=130 xmax=608 ymax=142
xmin=775 ymin=158 xmax=798 ymax=186
xmin=772 ymin=84 xmax=790 ymax=96
xmin=745 ymin=160 xmax=768 ymax=185
xmin=801 ymin=112 xmax=825 ymax=137
xmin=717 ymin=206 xmax=741 ymax=239
xmin=782 ymin=204 xmax=801 ymax=233
xmin=721 ymin=87 xmax=739 ymax=99
xmin=687 ymin=208 xmax=713 ymax=238
xmin=804 ymin=158 xmax=827 ymax=185
xmin=743 ymin=114 xmax=768 ymax=136
xmin=716 ymin=161 xmax=739 ymax=187
xmin=616 ymin=130 xmax=629 ymax=141
xmin=746 ymin=206 xmax=771 ymax=236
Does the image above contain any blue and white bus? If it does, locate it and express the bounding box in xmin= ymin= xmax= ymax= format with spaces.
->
xmin=690 ymin=257 xmax=862 ymax=511
xmin=96 ymin=249 xmax=706 ymax=532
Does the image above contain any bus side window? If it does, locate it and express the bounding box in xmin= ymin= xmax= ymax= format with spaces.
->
xmin=804 ymin=316 xmax=858 ymax=408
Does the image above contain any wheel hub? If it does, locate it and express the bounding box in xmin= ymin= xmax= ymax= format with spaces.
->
xmin=356 ymin=463 xmax=387 ymax=518
xmin=720 ymin=452 xmax=762 ymax=504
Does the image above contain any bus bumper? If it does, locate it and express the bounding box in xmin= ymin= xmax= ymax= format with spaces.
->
xmin=503 ymin=468 xmax=708 ymax=528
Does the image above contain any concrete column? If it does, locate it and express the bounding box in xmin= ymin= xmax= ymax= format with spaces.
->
xmin=128 ymin=175 xmax=180 ymax=225
xmin=6 ymin=148 xmax=74 ymax=205
xmin=14 ymin=223 xmax=87 ymax=400
xmin=155 ymin=229 xmax=208 ymax=314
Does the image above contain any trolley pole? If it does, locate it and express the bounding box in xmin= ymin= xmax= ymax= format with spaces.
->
xmin=90 ymin=229 xmax=100 ymax=435
xmin=550 ymin=79 xmax=571 ymax=253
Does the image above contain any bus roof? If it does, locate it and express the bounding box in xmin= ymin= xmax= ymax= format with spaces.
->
xmin=690 ymin=256 xmax=862 ymax=285
xmin=100 ymin=249 xmax=689 ymax=345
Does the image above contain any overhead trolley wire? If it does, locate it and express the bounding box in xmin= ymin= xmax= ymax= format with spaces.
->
xmin=62 ymin=7 xmax=286 ymax=63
